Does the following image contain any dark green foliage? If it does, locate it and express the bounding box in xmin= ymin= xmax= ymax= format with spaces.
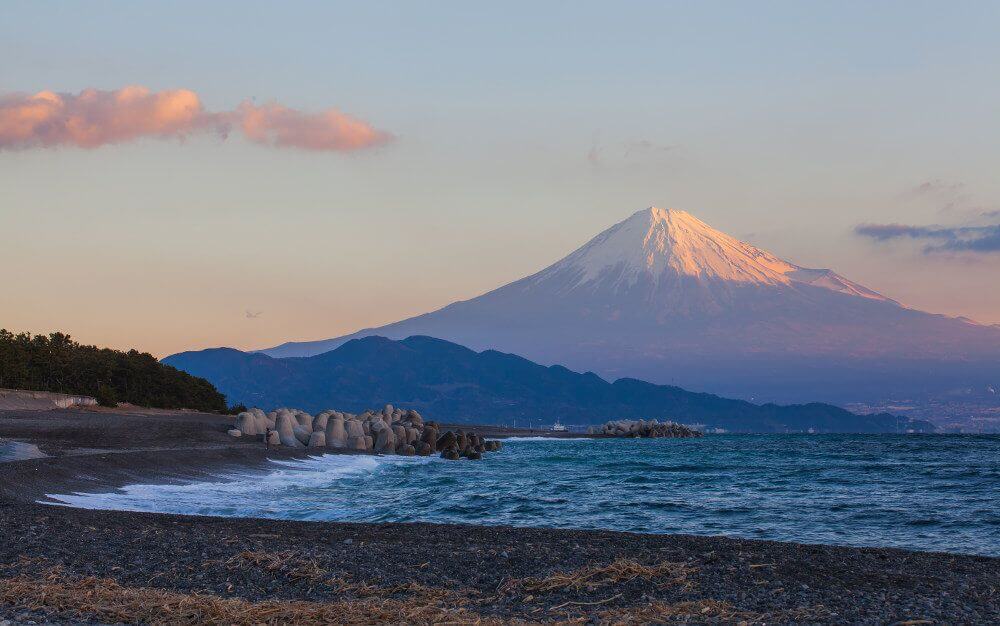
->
xmin=0 ymin=329 xmax=226 ymax=412
xmin=226 ymin=403 xmax=248 ymax=415
xmin=95 ymin=383 xmax=119 ymax=408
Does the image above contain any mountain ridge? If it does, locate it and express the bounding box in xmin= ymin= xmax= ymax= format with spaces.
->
xmin=164 ymin=335 xmax=935 ymax=433
xmin=256 ymin=207 xmax=1000 ymax=405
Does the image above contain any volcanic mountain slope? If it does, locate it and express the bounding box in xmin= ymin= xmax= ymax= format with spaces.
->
xmin=164 ymin=335 xmax=933 ymax=433
xmin=260 ymin=208 xmax=1000 ymax=404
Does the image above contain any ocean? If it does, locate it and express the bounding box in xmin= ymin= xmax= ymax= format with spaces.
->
xmin=48 ymin=434 xmax=1000 ymax=557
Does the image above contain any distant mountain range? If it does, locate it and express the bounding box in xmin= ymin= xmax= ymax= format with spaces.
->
xmin=257 ymin=207 xmax=1000 ymax=406
xmin=164 ymin=335 xmax=935 ymax=433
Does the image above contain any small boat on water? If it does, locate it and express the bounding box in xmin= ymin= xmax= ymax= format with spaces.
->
xmin=551 ymin=419 xmax=568 ymax=432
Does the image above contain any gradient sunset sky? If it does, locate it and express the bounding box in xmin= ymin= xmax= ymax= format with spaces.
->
xmin=3 ymin=2 xmax=999 ymax=357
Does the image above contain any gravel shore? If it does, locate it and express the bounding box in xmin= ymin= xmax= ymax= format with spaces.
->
xmin=1 ymin=407 xmax=997 ymax=624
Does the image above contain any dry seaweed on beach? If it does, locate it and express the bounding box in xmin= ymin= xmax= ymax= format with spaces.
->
xmin=592 ymin=599 xmax=765 ymax=624
xmin=500 ymin=558 xmax=695 ymax=595
xmin=0 ymin=568 xmax=500 ymax=626
xmin=225 ymin=550 xmax=329 ymax=583
xmin=224 ymin=549 xmax=479 ymax=604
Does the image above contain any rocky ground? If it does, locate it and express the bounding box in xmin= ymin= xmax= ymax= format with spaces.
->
xmin=591 ymin=419 xmax=703 ymax=438
xmin=230 ymin=405 xmax=504 ymax=460
xmin=0 ymin=407 xmax=997 ymax=624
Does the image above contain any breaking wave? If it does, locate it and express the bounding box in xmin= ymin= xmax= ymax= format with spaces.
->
xmin=45 ymin=434 xmax=1000 ymax=556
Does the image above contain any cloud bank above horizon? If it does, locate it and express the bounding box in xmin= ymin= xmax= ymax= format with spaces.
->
xmin=0 ymin=86 xmax=391 ymax=152
xmin=855 ymin=222 xmax=1000 ymax=254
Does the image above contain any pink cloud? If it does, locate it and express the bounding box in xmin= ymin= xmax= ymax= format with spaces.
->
xmin=237 ymin=101 xmax=391 ymax=151
xmin=0 ymin=87 xmax=221 ymax=149
xmin=0 ymin=86 xmax=390 ymax=152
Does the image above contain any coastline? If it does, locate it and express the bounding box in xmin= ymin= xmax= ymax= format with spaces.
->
xmin=2 ymin=408 xmax=998 ymax=624
xmin=0 ymin=407 xmax=582 ymax=502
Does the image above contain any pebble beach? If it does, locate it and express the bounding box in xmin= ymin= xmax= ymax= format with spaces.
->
xmin=1 ymin=407 xmax=997 ymax=624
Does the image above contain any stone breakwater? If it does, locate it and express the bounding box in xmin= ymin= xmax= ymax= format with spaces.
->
xmin=228 ymin=405 xmax=501 ymax=460
xmin=589 ymin=419 xmax=702 ymax=438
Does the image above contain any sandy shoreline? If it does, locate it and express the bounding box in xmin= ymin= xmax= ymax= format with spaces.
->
xmin=1 ymin=407 xmax=998 ymax=624
xmin=0 ymin=407 xmax=579 ymax=502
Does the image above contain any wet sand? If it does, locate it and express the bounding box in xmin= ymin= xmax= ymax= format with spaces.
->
xmin=1 ymin=407 xmax=997 ymax=624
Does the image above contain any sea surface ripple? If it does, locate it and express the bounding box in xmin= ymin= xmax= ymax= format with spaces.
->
xmin=48 ymin=434 xmax=1000 ymax=556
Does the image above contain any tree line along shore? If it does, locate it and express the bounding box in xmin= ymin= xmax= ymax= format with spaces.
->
xmin=0 ymin=330 xmax=708 ymax=436
xmin=0 ymin=330 xmax=227 ymax=412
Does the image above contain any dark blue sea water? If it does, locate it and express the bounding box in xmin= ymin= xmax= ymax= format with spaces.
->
xmin=49 ymin=435 xmax=1000 ymax=556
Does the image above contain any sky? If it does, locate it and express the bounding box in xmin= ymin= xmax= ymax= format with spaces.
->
xmin=2 ymin=1 xmax=999 ymax=357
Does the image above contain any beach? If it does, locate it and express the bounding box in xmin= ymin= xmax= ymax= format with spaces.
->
xmin=1 ymin=407 xmax=997 ymax=624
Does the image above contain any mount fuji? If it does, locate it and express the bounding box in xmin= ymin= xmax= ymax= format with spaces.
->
xmin=260 ymin=207 xmax=1000 ymax=405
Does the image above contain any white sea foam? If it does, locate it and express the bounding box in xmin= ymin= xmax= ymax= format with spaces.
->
xmin=26 ymin=437 xmax=1000 ymax=557
xmin=44 ymin=452 xmax=436 ymax=517
xmin=501 ymin=436 xmax=591 ymax=442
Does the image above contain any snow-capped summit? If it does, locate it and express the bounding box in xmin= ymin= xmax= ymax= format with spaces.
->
xmin=255 ymin=205 xmax=1000 ymax=406
xmin=541 ymin=207 xmax=796 ymax=287
xmin=530 ymin=207 xmax=889 ymax=302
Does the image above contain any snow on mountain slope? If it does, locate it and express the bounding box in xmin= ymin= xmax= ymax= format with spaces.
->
xmin=786 ymin=268 xmax=888 ymax=302
xmin=536 ymin=207 xmax=797 ymax=288
xmin=525 ymin=207 xmax=893 ymax=301
xmin=256 ymin=207 xmax=1000 ymax=404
